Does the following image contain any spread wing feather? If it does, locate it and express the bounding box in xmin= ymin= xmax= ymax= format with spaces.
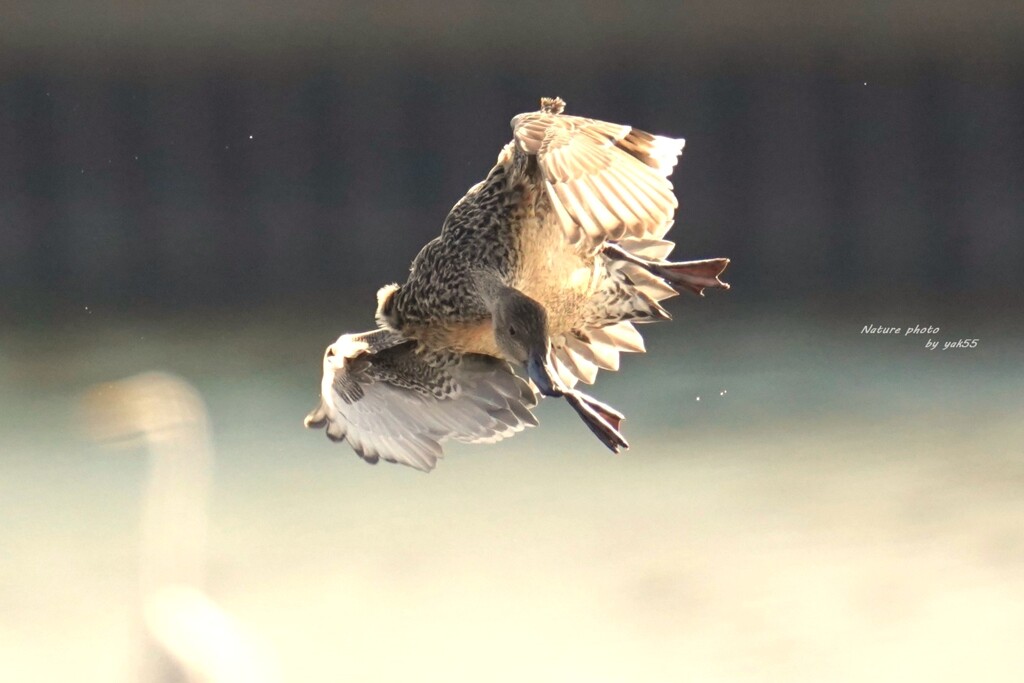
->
xmin=304 ymin=329 xmax=538 ymax=472
xmin=512 ymin=107 xmax=685 ymax=248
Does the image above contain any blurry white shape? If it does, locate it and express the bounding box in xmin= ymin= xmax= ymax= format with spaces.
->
xmin=82 ymin=372 xmax=281 ymax=683
xmin=84 ymin=372 xmax=211 ymax=594
xmin=696 ymin=396 xmax=700 ymax=401
xmin=145 ymin=585 xmax=280 ymax=683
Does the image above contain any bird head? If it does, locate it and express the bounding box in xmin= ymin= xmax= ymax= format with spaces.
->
xmin=490 ymin=288 xmax=561 ymax=396
xmin=491 ymin=288 xmax=548 ymax=364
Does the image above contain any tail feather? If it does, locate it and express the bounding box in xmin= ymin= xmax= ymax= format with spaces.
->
xmin=568 ymin=335 xmax=620 ymax=371
xmin=616 ymin=236 xmax=675 ymax=260
xmin=596 ymin=321 xmax=646 ymax=353
xmin=546 ymin=351 xmax=579 ymax=390
xmin=552 ymin=221 xmax=729 ymax=389
xmin=562 ymin=345 xmax=600 ymax=384
xmin=652 ymin=222 xmax=674 ymax=240
xmin=619 ymin=262 xmax=679 ymax=301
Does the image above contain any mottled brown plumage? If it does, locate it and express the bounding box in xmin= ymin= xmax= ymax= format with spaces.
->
xmin=306 ymin=97 xmax=730 ymax=471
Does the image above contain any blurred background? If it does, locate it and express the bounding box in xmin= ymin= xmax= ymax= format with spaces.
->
xmin=2 ymin=1 xmax=1023 ymax=681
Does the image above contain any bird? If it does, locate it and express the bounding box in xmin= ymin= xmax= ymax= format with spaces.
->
xmin=82 ymin=372 xmax=281 ymax=682
xmin=305 ymin=96 xmax=730 ymax=471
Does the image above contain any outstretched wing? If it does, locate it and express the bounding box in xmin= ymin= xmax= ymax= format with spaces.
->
xmin=304 ymin=329 xmax=538 ymax=472
xmin=512 ymin=98 xmax=685 ymax=246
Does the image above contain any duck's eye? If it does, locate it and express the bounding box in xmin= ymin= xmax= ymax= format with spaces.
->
xmin=508 ymin=326 xmax=517 ymax=337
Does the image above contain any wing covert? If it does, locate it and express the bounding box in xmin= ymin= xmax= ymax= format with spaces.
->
xmin=304 ymin=330 xmax=538 ymax=472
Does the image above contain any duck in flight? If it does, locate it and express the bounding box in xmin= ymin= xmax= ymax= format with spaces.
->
xmin=305 ymin=97 xmax=730 ymax=471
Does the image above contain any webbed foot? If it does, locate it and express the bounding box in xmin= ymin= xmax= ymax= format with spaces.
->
xmin=564 ymin=390 xmax=629 ymax=453
xmin=527 ymin=347 xmax=629 ymax=452
xmin=603 ymin=243 xmax=731 ymax=297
